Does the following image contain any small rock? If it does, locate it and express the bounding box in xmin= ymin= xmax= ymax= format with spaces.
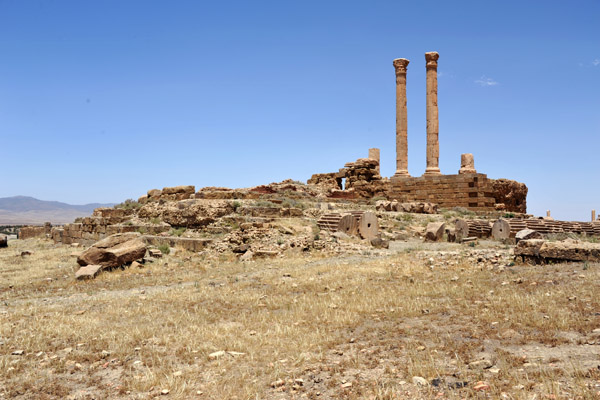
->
xmin=240 ymin=251 xmax=254 ymax=262
xmin=131 ymin=261 xmax=143 ymax=269
xmin=11 ymin=350 xmax=24 ymax=355
xmin=75 ymin=264 xmax=103 ymax=280
xmin=412 ymin=376 xmax=429 ymax=386
xmin=370 ymin=237 xmax=389 ymax=249
xmin=270 ymin=379 xmax=285 ymax=388
xmin=173 ymin=371 xmax=183 ymax=377
xmin=208 ymin=350 xmax=225 ymax=360
xmin=469 ymin=359 xmax=493 ymax=370
xmin=340 ymin=382 xmax=352 ymax=388
xmin=473 ymin=381 xmax=490 ymax=391
xmin=148 ymin=248 xmax=162 ymax=258
xmin=21 ymin=251 xmax=33 ymax=257
xmin=160 ymin=389 xmax=170 ymax=395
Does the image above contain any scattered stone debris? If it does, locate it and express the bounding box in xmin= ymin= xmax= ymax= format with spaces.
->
xmin=375 ymin=200 xmax=438 ymax=214
xmin=515 ymin=238 xmax=600 ymax=263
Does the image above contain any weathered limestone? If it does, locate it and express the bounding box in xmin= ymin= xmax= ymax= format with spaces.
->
xmin=19 ymin=223 xmax=52 ymax=239
xmin=368 ymin=148 xmax=381 ymax=174
xmin=0 ymin=234 xmax=7 ymax=248
xmin=515 ymin=229 xmax=543 ymax=243
xmin=77 ymin=232 xmax=147 ymax=268
xmin=515 ymin=239 xmax=600 ymax=263
xmin=375 ymin=200 xmax=438 ymax=214
xmin=393 ymin=58 xmax=410 ymax=177
xmin=459 ymin=153 xmax=477 ymax=174
xmin=425 ymin=222 xmax=445 ymax=241
xmin=424 ymin=52 xmax=441 ymax=176
xmin=593 ymin=210 xmax=597 ymax=222
xmin=75 ymin=264 xmax=103 ymax=280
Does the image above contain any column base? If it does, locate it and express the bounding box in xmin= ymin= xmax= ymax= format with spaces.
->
xmin=423 ymin=167 xmax=441 ymax=176
xmin=458 ymin=168 xmax=477 ymax=174
xmin=393 ymin=169 xmax=410 ymax=178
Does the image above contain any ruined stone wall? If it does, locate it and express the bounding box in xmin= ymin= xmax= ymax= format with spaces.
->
xmin=19 ymin=223 xmax=52 ymax=239
xmin=307 ymin=173 xmax=341 ymax=190
xmin=54 ymin=207 xmax=168 ymax=246
xmin=490 ymin=179 xmax=528 ymax=214
xmin=343 ymin=158 xmax=390 ymax=199
xmin=139 ymin=186 xmax=196 ymax=203
xmin=390 ymin=174 xmax=527 ymax=213
xmin=390 ymin=174 xmax=496 ymax=212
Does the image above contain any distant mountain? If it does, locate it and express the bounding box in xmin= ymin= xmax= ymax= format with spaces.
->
xmin=0 ymin=196 xmax=115 ymax=225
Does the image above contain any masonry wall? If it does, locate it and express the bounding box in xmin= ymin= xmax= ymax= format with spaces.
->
xmin=53 ymin=207 xmax=169 ymax=246
xmin=19 ymin=223 xmax=52 ymax=239
xmin=390 ymin=173 xmax=497 ymax=212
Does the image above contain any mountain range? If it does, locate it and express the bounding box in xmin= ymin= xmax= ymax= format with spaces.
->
xmin=0 ymin=196 xmax=115 ymax=225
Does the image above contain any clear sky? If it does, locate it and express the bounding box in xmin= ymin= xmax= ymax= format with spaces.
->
xmin=1 ymin=0 xmax=598 ymax=221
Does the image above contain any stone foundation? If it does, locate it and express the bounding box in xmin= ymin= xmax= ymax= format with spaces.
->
xmin=390 ymin=173 xmax=496 ymax=212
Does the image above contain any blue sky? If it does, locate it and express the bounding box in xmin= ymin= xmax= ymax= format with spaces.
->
xmin=0 ymin=0 xmax=598 ymax=221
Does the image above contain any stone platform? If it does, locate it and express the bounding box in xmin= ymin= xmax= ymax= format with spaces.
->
xmin=390 ymin=173 xmax=497 ymax=212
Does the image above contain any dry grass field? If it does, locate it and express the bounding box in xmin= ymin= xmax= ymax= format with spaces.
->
xmin=2 ymin=238 xmax=600 ymax=399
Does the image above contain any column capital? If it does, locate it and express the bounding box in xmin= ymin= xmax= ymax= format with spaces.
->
xmin=425 ymin=52 xmax=439 ymax=69
xmin=393 ymin=58 xmax=410 ymax=74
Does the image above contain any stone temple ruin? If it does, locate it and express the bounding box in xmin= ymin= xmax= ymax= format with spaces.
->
xmin=309 ymin=52 xmax=528 ymax=213
xmin=15 ymin=52 xmax=540 ymax=269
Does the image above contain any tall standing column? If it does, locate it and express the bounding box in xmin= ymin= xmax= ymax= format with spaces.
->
xmin=424 ymin=51 xmax=441 ymax=175
xmin=393 ymin=58 xmax=410 ymax=177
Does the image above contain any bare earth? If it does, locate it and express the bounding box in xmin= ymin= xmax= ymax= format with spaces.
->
xmin=2 ymin=238 xmax=600 ymax=399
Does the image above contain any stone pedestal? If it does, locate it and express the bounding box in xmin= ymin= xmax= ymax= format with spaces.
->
xmin=393 ymin=58 xmax=410 ymax=177
xmin=424 ymin=52 xmax=441 ymax=176
xmin=459 ymin=153 xmax=477 ymax=174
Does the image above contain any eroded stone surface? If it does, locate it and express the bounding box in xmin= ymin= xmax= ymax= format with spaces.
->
xmin=75 ymin=264 xmax=103 ymax=280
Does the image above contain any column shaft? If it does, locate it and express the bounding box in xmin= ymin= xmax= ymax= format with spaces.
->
xmin=393 ymin=58 xmax=410 ymax=177
xmin=424 ymin=52 xmax=441 ymax=175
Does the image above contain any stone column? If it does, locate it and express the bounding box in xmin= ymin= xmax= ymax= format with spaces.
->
xmin=393 ymin=58 xmax=410 ymax=177
xmin=424 ymin=52 xmax=441 ymax=175
xmin=368 ymin=148 xmax=380 ymax=174
xmin=459 ymin=153 xmax=477 ymax=174
xmin=592 ymin=209 xmax=596 ymax=222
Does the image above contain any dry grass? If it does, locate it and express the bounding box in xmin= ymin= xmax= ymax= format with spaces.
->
xmin=2 ymin=238 xmax=600 ymax=399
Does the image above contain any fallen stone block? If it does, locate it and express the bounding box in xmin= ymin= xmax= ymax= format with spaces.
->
xmin=78 ymin=232 xmax=147 ymax=268
xmin=425 ymin=222 xmax=445 ymax=242
xmin=370 ymin=237 xmax=389 ymax=249
xmin=0 ymin=234 xmax=7 ymax=248
xmin=515 ymin=229 xmax=543 ymax=243
xmin=75 ymin=264 xmax=103 ymax=280
xmin=515 ymin=239 xmax=600 ymax=263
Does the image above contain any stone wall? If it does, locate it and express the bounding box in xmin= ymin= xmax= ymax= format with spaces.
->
xmin=491 ymin=179 xmax=528 ymax=214
xmin=139 ymin=185 xmax=196 ymax=203
xmin=389 ymin=174 xmax=527 ymax=213
xmin=342 ymin=158 xmax=389 ymax=199
xmin=19 ymin=222 xmax=52 ymax=239
xmin=54 ymin=208 xmax=169 ymax=246
xmin=390 ymin=173 xmax=496 ymax=212
xmin=307 ymin=173 xmax=341 ymax=190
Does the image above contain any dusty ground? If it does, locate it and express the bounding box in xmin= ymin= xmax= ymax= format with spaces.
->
xmin=2 ymin=238 xmax=600 ymax=399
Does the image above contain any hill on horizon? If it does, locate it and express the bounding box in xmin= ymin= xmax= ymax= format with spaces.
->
xmin=0 ymin=196 xmax=115 ymax=225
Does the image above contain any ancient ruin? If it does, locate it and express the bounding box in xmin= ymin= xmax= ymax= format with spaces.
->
xmin=310 ymin=52 xmax=527 ymax=212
